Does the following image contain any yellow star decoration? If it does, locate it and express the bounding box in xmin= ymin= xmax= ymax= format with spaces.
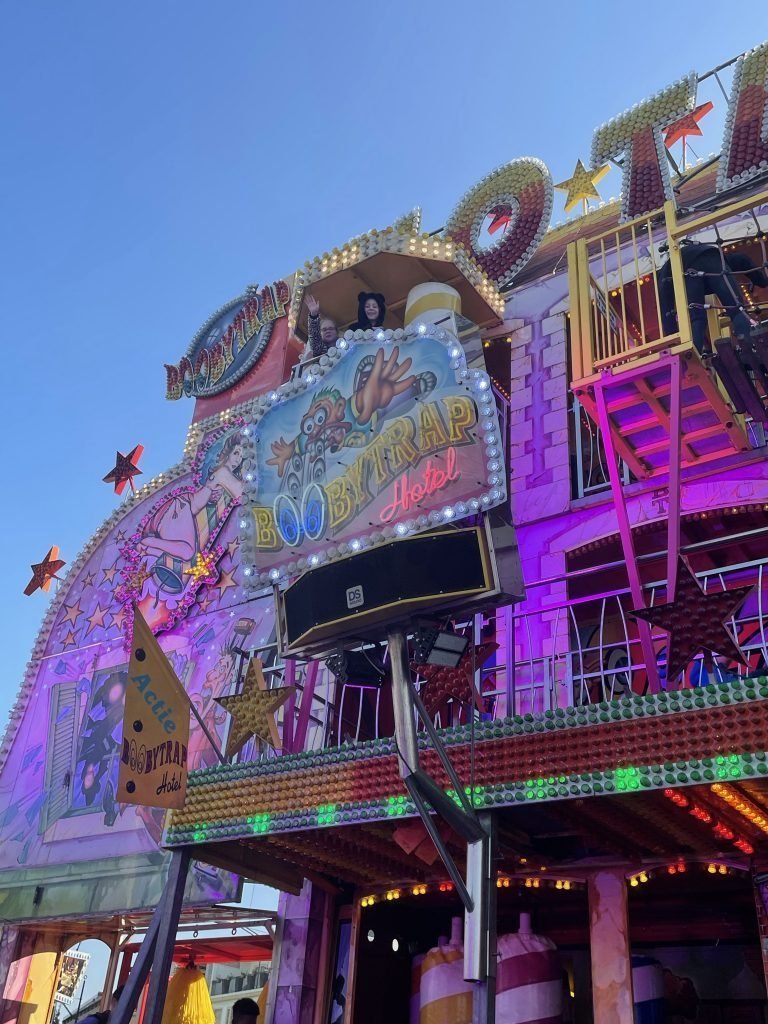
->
xmin=184 ymin=551 xmax=217 ymax=582
xmin=215 ymin=659 xmax=294 ymax=757
xmin=555 ymin=159 xmax=610 ymax=213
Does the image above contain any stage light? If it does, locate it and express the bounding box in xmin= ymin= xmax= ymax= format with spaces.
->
xmin=326 ymin=647 xmax=387 ymax=686
xmin=413 ymin=627 xmax=469 ymax=668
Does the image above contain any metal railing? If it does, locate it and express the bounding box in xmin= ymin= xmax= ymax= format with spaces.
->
xmin=567 ymin=188 xmax=768 ymax=382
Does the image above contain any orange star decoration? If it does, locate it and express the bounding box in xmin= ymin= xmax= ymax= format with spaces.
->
xmin=632 ymin=558 xmax=752 ymax=681
xmin=24 ymin=546 xmax=66 ymax=596
xmin=663 ymin=101 xmax=714 ymax=148
xmin=184 ymin=551 xmax=218 ymax=584
xmin=215 ymin=659 xmax=293 ymax=757
xmin=555 ymin=159 xmax=610 ymax=213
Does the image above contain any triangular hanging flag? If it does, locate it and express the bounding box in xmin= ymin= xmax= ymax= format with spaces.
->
xmin=117 ymin=608 xmax=191 ymax=809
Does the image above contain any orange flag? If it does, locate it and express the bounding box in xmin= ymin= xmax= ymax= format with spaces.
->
xmin=117 ymin=609 xmax=191 ymax=809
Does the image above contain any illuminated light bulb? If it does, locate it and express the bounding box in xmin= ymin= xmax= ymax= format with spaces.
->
xmin=350 ymin=539 xmax=362 ymax=552
xmin=417 ymin=323 xmax=427 ymax=336
xmin=243 ymin=567 xmax=253 ymax=577
xmin=630 ymin=876 xmax=639 ymax=887
xmin=239 ymin=520 xmax=248 ymax=529
xmin=269 ymin=569 xmax=280 ymax=581
xmin=442 ymin=506 xmax=455 ymax=520
xmin=708 ymin=863 xmax=717 ymax=874
xmin=394 ymin=522 xmax=408 ymax=536
xmin=639 ymin=871 xmax=648 ymax=883
xmin=718 ymin=865 xmax=728 ymax=875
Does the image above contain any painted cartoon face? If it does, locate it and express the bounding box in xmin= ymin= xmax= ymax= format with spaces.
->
xmin=320 ymin=318 xmax=338 ymax=345
xmin=206 ymin=653 xmax=235 ymax=690
xmin=364 ymin=298 xmax=380 ymax=322
xmin=300 ymin=396 xmax=349 ymax=443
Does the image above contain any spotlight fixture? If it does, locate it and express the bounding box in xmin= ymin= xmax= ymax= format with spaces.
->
xmin=326 ymin=646 xmax=387 ymax=686
xmin=413 ymin=625 xmax=469 ymax=668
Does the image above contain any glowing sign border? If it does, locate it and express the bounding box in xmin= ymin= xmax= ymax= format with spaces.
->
xmin=238 ymin=322 xmax=507 ymax=591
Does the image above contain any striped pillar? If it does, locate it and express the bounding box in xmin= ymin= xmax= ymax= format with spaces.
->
xmin=404 ymin=282 xmax=462 ymax=335
xmin=410 ymin=953 xmax=426 ymax=1024
xmin=419 ymin=918 xmax=472 ymax=1024
xmin=496 ymin=913 xmax=562 ymax=1024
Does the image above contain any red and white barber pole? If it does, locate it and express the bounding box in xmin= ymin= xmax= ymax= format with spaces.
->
xmin=496 ymin=912 xmax=563 ymax=1024
xmin=419 ymin=918 xmax=472 ymax=1024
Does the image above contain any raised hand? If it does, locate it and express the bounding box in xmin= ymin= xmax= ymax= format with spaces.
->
xmin=355 ymin=346 xmax=417 ymax=425
xmin=306 ymin=293 xmax=320 ymax=318
xmin=266 ymin=437 xmax=295 ymax=477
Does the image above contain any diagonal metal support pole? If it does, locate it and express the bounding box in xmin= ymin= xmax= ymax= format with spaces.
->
xmin=111 ymin=882 xmax=170 ymax=1024
xmin=666 ymin=356 xmax=683 ymax=600
xmin=143 ymin=849 xmax=191 ymax=1024
xmin=594 ymin=379 xmax=661 ymax=692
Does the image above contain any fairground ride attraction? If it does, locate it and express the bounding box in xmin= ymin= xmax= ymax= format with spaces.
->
xmin=4 ymin=37 xmax=768 ymax=1024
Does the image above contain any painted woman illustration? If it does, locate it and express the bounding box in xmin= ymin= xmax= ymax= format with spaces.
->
xmin=137 ymin=431 xmax=246 ymax=609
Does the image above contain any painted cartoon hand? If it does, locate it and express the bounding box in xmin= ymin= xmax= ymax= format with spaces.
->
xmin=306 ymin=293 xmax=320 ymax=317
xmin=266 ymin=437 xmax=295 ymax=477
xmin=355 ymin=346 xmax=416 ymax=425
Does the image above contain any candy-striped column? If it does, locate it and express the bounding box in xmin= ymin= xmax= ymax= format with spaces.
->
xmin=496 ymin=913 xmax=563 ymax=1024
xmin=404 ymin=282 xmax=462 ymax=335
xmin=419 ymin=918 xmax=472 ymax=1024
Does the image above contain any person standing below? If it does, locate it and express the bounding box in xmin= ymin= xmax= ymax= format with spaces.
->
xmin=306 ymin=293 xmax=339 ymax=358
xmin=231 ymin=997 xmax=260 ymax=1023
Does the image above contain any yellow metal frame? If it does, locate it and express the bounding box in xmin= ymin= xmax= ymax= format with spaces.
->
xmin=567 ymin=186 xmax=768 ymax=385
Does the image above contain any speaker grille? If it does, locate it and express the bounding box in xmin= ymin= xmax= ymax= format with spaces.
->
xmin=281 ymin=526 xmax=494 ymax=654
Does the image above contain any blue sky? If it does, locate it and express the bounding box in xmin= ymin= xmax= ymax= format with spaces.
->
xmin=0 ymin=3 xmax=761 ymax=714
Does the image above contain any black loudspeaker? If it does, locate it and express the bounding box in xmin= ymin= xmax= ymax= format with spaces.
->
xmin=278 ymin=525 xmax=497 ymax=657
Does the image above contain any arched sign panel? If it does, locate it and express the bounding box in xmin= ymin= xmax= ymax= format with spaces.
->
xmin=165 ymin=281 xmax=290 ymax=400
xmin=240 ymin=324 xmax=507 ymax=589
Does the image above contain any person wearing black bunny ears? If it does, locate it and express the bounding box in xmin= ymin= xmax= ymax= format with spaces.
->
xmin=351 ymin=291 xmax=386 ymax=330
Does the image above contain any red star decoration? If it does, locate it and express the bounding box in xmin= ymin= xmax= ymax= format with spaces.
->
xmin=103 ymin=444 xmax=144 ymax=495
xmin=632 ymin=559 xmax=752 ymax=682
xmin=663 ymin=102 xmax=714 ymax=148
xmin=413 ymin=641 xmax=498 ymax=717
xmin=487 ymin=204 xmax=515 ymax=236
xmin=24 ymin=547 xmax=66 ymax=596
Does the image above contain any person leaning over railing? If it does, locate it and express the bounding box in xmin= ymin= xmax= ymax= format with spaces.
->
xmin=658 ymin=240 xmax=768 ymax=354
